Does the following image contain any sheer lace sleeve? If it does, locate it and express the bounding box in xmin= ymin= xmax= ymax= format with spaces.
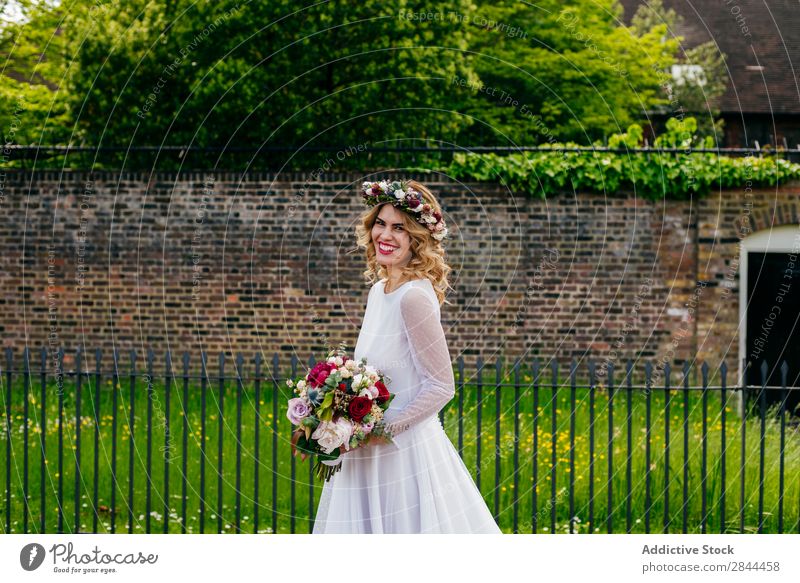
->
xmin=382 ymin=286 xmax=455 ymax=437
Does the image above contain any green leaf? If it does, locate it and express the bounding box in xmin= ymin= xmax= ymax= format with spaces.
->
xmin=301 ymin=416 xmax=320 ymax=428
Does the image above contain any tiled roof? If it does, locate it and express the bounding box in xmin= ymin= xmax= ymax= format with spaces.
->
xmin=618 ymin=0 xmax=800 ymax=114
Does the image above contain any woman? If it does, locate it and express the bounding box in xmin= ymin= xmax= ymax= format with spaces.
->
xmin=308 ymin=179 xmax=501 ymax=534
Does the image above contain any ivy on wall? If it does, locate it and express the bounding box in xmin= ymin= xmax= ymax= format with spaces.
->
xmin=446 ymin=118 xmax=800 ymax=200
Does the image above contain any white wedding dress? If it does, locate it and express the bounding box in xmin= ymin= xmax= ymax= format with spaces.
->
xmin=312 ymin=277 xmax=502 ymax=534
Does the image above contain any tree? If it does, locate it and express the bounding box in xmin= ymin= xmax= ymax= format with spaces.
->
xmin=0 ymin=0 xmax=73 ymax=147
xmin=459 ymin=0 xmax=679 ymax=144
xmin=2 ymin=0 xmax=695 ymax=166
xmin=629 ymin=0 xmax=727 ymax=141
xmin=58 ymin=0 xmax=480 ymax=168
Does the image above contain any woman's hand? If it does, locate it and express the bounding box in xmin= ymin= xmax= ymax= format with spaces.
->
xmin=364 ymin=432 xmax=394 ymax=447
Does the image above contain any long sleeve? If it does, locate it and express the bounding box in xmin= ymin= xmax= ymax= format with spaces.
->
xmin=382 ymin=287 xmax=455 ymax=438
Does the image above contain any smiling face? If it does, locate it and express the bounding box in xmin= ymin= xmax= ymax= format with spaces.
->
xmin=371 ymin=203 xmax=413 ymax=269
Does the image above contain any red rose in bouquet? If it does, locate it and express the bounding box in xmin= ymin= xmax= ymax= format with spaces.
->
xmin=348 ymin=396 xmax=372 ymax=422
xmin=375 ymin=380 xmax=390 ymax=403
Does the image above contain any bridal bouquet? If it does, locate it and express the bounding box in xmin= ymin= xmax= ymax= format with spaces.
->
xmin=286 ymin=346 xmax=395 ymax=482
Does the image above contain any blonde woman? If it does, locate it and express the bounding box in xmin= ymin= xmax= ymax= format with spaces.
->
xmin=310 ymin=179 xmax=501 ymax=534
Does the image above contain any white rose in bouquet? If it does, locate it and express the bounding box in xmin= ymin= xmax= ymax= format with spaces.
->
xmin=311 ymin=417 xmax=354 ymax=455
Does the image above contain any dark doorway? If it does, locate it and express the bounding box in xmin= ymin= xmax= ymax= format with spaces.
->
xmin=746 ymin=252 xmax=800 ymax=416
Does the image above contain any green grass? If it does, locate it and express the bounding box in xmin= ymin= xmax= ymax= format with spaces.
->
xmin=1 ymin=367 xmax=799 ymax=534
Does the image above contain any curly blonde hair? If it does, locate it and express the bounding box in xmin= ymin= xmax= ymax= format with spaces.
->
xmin=355 ymin=179 xmax=452 ymax=306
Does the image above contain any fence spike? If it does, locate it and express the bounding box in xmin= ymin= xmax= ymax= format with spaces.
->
xmin=236 ymin=353 xmax=244 ymax=377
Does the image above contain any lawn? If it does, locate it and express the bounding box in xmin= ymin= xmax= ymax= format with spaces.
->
xmin=1 ymin=363 xmax=798 ymax=534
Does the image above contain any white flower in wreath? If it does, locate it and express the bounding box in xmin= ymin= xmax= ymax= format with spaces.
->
xmin=379 ymin=180 xmax=390 ymax=193
xmin=394 ymin=189 xmax=405 ymax=200
xmin=362 ymin=181 xmax=372 ymax=190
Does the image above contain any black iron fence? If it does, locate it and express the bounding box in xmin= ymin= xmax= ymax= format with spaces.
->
xmin=1 ymin=348 xmax=798 ymax=534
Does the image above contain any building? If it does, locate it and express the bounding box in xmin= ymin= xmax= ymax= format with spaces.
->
xmin=620 ymin=0 xmax=800 ymax=149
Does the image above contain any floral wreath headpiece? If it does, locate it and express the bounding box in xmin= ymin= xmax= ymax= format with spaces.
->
xmin=361 ymin=180 xmax=449 ymax=242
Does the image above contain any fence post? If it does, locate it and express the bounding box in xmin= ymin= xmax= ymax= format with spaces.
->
xmin=23 ymin=347 xmax=30 ymax=534
xmin=663 ymin=363 xmax=672 ymax=534
xmin=181 ymin=352 xmax=189 ymax=534
xmin=512 ymin=357 xmax=520 ymax=534
xmin=719 ymin=361 xmax=727 ymax=533
xmin=254 ymin=353 xmax=262 ymax=534
xmin=778 ymin=361 xmax=788 ymax=533
xmin=569 ymin=359 xmax=576 ymax=534
xmin=39 ymin=348 xmax=48 ymax=534
xmin=75 ymin=348 xmax=83 ymax=534
xmin=532 ymin=358 xmax=540 ymax=534
xmin=550 ymin=359 xmax=558 ymax=535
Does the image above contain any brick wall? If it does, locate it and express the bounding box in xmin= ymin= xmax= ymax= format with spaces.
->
xmin=1 ymin=170 xmax=798 ymax=375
